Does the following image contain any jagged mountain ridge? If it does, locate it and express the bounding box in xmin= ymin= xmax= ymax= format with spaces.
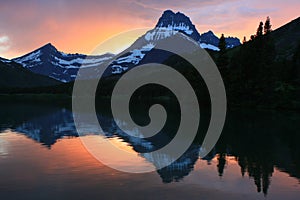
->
xmin=155 ymin=10 xmax=201 ymax=42
xmin=12 ymin=43 xmax=114 ymax=82
xmin=153 ymin=10 xmax=240 ymax=49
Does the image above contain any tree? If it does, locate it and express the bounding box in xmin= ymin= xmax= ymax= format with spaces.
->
xmin=217 ymin=153 xmax=226 ymax=176
xmin=229 ymin=18 xmax=276 ymax=98
xmin=264 ymin=16 xmax=272 ymax=35
xmin=217 ymin=34 xmax=229 ymax=69
xmin=218 ymin=34 xmax=226 ymax=51
xmin=243 ymin=36 xmax=247 ymax=44
xmin=256 ymin=21 xmax=264 ymax=37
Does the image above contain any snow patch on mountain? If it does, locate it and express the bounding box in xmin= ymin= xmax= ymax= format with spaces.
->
xmin=145 ymin=28 xmax=177 ymax=41
xmin=156 ymin=23 xmax=193 ymax=35
xmin=111 ymin=65 xmax=128 ymax=74
xmin=200 ymin=43 xmax=220 ymax=51
xmin=112 ymin=43 xmax=155 ymax=74
xmin=53 ymin=56 xmax=112 ymax=68
xmin=144 ymin=26 xmax=195 ymax=42
xmin=116 ymin=43 xmax=154 ymax=65
xmin=145 ymin=27 xmax=220 ymax=51
xmin=14 ymin=50 xmax=42 ymax=66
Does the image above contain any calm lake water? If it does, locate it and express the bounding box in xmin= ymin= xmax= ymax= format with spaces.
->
xmin=0 ymin=101 xmax=300 ymax=200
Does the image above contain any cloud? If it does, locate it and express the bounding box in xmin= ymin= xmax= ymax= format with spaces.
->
xmin=0 ymin=0 xmax=162 ymax=58
xmin=0 ymin=36 xmax=10 ymax=54
xmin=0 ymin=36 xmax=9 ymax=44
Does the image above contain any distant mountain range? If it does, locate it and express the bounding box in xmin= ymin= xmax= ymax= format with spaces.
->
xmin=0 ymin=10 xmax=299 ymax=89
xmin=1 ymin=10 xmax=240 ymax=83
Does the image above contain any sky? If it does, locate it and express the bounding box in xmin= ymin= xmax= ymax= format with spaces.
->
xmin=0 ymin=0 xmax=299 ymax=59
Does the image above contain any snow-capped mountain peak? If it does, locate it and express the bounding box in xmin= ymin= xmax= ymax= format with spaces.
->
xmin=151 ymin=10 xmax=201 ymax=42
xmin=143 ymin=10 xmax=240 ymax=51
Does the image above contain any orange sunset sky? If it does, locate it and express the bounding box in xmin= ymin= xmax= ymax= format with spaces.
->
xmin=0 ymin=0 xmax=299 ymax=59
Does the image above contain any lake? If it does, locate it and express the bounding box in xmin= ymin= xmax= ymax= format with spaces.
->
xmin=0 ymin=101 xmax=300 ymax=200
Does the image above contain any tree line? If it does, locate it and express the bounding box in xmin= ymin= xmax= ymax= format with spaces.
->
xmin=216 ymin=17 xmax=299 ymax=109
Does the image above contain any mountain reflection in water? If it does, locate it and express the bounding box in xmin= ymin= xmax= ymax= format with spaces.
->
xmin=0 ymin=101 xmax=300 ymax=196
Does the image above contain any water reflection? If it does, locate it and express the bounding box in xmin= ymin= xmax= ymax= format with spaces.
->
xmin=0 ymin=102 xmax=300 ymax=196
xmin=0 ymin=103 xmax=77 ymax=147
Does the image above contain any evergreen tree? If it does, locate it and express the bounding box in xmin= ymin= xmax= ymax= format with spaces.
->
xmin=256 ymin=22 xmax=264 ymax=37
xmin=264 ymin=16 xmax=272 ymax=35
xmin=228 ymin=18 xmax=276 ymax=104
xmin=217 ymin=34 xmax=229 ymax=69
xmin=217 ymin=153 xmax=226 ymax=176
xmin=243 ymin=36 xmax=247 ymax=44
xmin=218 ymin=34 xmax=226 ymax=51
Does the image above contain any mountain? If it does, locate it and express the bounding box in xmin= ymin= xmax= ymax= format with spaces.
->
xmin=200 ymin=30 xmax=241 ymax=48
xmin=12 ymin=43 xmax=114 ymax=82
xmin=155 ymin=10 xmax=201 ymax=42
xmin=11 ymin=10 xmax=241 ymax=83
xmin=0 ymin=58 xmax=60 ymax=88
xmin=103 ymin=10 xmax=241 ymax=75
xmin=149 ymin=10 xmax=240 ymax=50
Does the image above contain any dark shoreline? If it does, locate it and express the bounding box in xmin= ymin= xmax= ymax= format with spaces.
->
xmin=0 ymin=93 xmax=299 ymax=112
